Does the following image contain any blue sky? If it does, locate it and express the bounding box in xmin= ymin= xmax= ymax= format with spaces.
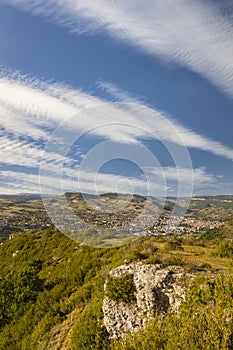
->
xmin=0 ymin=0 xmax=233 ymax=197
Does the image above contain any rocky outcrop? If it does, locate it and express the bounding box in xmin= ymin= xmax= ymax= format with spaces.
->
xmin=103 ymin=262 xmax=194 ymax=339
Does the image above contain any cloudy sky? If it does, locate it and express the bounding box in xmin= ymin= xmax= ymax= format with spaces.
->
xmin=0 ymin=0 xmax=233 ymax=197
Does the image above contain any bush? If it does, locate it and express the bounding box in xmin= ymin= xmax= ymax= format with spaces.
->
xmin=69 ymin=299 xmax=109 ymax=350
xmin=106 ymin=273 xmax=136 ymax=303
xmin=214 ymin=241 xmax=233 ymax=258
xmin=165 ymin=237 xmax=184 ymax=252
xmin=112 ymin=272 xmax=233 ymax=350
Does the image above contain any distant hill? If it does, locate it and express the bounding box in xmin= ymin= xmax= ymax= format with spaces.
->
xmin=0 ymin=192 xmax=233 ymax=242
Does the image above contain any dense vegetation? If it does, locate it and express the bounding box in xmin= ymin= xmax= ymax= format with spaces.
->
xmin=112 ymin=272 xmax=233 ymax=350
xmin=106 ymin=273 xmax=136 ymax=303
xmin=0 ymin=216 xmax=233 ymax=349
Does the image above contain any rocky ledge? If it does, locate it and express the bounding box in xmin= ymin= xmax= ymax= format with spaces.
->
xmin=103 ymin=262 xmax=194 ymax=339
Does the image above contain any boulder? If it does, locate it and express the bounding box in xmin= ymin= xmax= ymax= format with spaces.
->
xmin=103 ymin=262 xmax=194 ymax=339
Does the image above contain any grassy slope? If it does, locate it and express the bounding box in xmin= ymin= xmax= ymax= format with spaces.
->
xmin=0 ymin=217 xmax=233 ymax=349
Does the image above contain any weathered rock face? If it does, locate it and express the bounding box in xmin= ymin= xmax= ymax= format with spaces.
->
xmin=103 ymin=262 xmax=193 ymax=339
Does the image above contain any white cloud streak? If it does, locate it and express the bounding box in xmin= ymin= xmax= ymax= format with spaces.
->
xmin=0 ymin=71 xmax=232 ymax=195
xmin=4 ymin=0 xmax=233 ymax=98
xmin=0 ymin=166 xmax=216 ymax=196
xmin=94 ymin=81 xmax=233 ymax=161
xmin=146 ymin=166 xmax=216 ymax=185
xmin=0 ymin=72 xmax=232 ymax=161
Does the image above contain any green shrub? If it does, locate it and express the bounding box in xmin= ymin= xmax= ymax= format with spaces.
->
xmin=69 ymin=299 xmax=109 ymax=350
xmin=106 ymin=273 xmax=136 ymax=303
xmin=165 ymin=237 xmax=184 ymax=252
xmin=112 ymin=272 xmax=233 ymax=350
xmin=216 ymin=241 xmax=233 ymax=258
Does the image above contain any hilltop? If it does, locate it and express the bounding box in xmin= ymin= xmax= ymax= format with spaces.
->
xmin=0 ymin=216 xmax=233 ymax=349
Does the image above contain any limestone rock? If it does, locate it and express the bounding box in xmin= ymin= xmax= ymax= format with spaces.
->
xmin=103 ymin=262 xmax=193 ymax=339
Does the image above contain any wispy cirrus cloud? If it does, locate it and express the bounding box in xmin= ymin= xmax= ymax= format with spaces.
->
xmin=4 ymin=0 xmax=233 ymax=98
xmin=0 ymin=70 xmax=232 ymax=195
xmin=1 ymin=72 xmax=233 ymax=162
xmin=0 ymin=165 xmax=216 ymax=196
xmin=146 ymin=166 xmax=217 ymax=186
xmin=94 ymin=81 xmax=233 ymax=161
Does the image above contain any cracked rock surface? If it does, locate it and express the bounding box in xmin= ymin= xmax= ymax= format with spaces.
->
xmin=103 ymin=262 xmax=194 ymax=339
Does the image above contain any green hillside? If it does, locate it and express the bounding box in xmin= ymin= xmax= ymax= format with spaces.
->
xmin=0 ymin=218 xmax=233 ymax=349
